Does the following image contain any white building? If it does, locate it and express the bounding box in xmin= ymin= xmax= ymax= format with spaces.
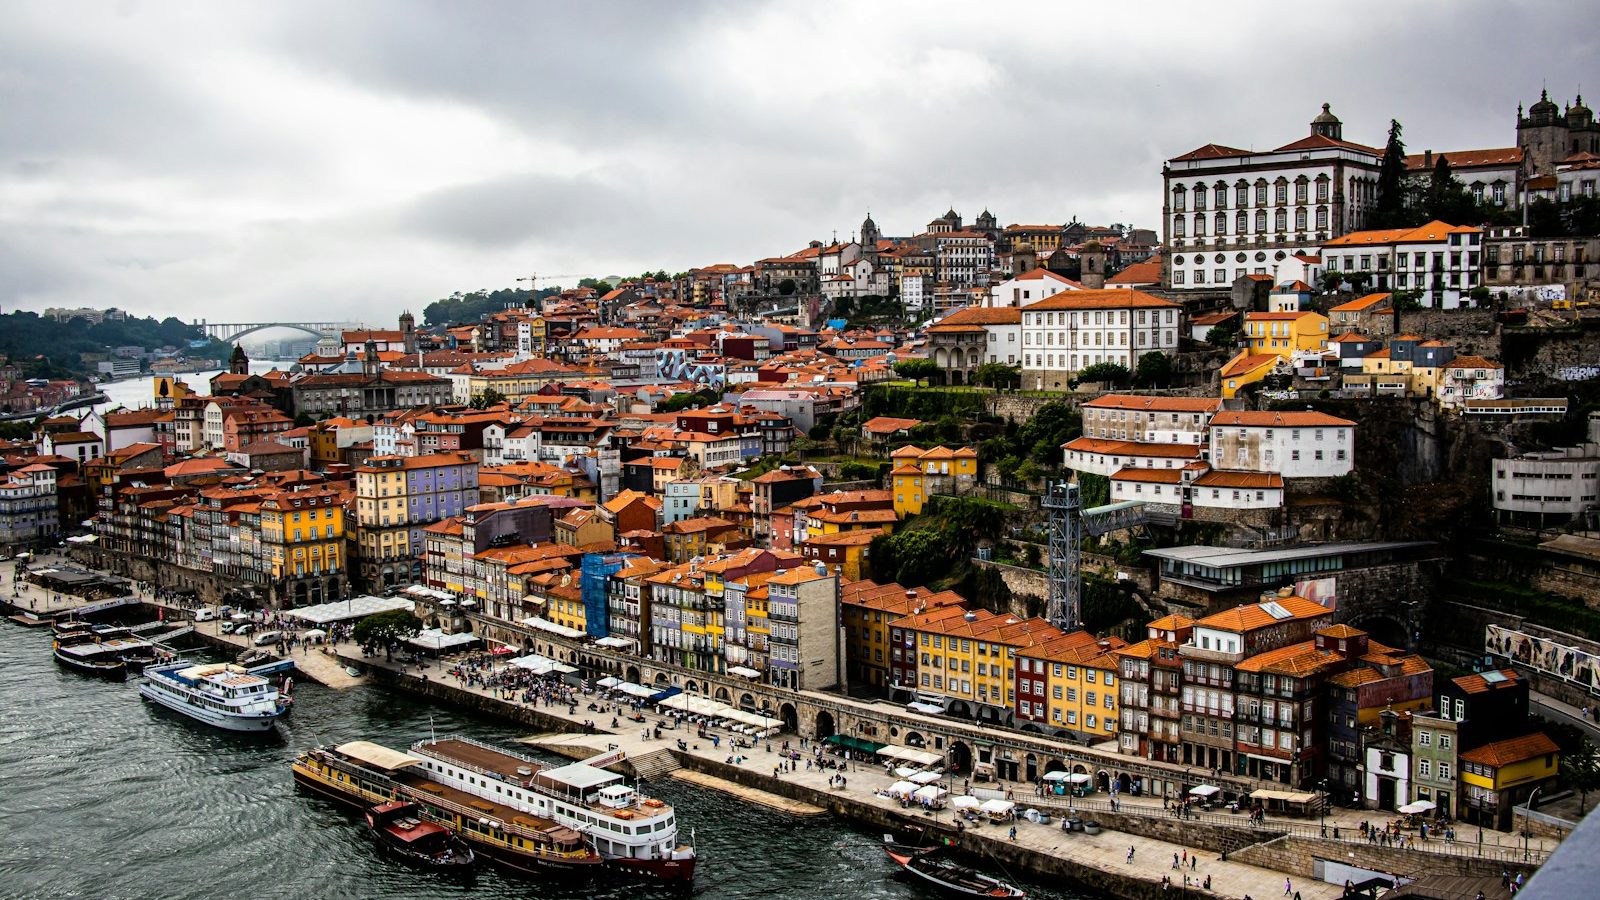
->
xmin=1206 ymin=410 xmax=1356 ymax=478
xmin=1109 ymin=466 xmax=1285 ymax=511
xmin=936 ymin=231 xmax=996 ymax=287
xmin=1492 ymin=416 xmax=1600 ymax=526
xmin=902 ymin=274 xmax=930 ymax=315
xmin=987 ymin=268 xmax=1081 ymax=308
xmin=1164 ymin=104 xmax=1381 ymax=291
xmin=1320 ymin=220 xmax=1485 ymax=309
xmin=1078 ymin=394 xmax=1221 ymax=444
xmin=1063 ymin=438 xmax=1203 ymax=477
xmin=1018 ymin=289 xmax=1182 ymax=390
xmin=1436 ymin=356 xmax=1505 ymax=409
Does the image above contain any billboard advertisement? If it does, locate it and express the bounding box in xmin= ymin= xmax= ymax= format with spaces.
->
xmin=1295 ymin=576 xmax=1338 ymax=611
xmin=1486 ymin=624 xmax=1600 ymax=693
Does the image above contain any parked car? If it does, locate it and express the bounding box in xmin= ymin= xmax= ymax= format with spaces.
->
xmin=252 ymin=630 xmax=282 ymax=647
xmin=193 ymin=609 xmax=216 ymax=622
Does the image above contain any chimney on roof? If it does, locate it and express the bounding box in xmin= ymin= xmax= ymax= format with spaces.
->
xmin=1423 ymin=150 xmax=1433 ymax=169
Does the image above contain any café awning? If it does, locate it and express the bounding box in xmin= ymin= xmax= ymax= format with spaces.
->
xmin=1249 ymin=788 xmax=1318 ymax=803
xmin=1189 ymin=784 xmax=1221 ymax=797
xmin=824 ymin=734 xmax=885 ymax=754
xmin=1398 ymin=800 xmax=1436 ymax=815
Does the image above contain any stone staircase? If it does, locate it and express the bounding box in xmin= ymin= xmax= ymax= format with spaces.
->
xmin=629 ymin=748 xmax=682 ymax=781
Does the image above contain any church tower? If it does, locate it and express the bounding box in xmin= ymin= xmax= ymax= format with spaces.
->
xmin=1310 ymin=103 xmax=1343 ymax=140
xmin=1079 ymin=240 xmax=1106 ymax=290
xmin=362 ymin=339 xmax=380 ymax=378
xmin=1518 ymin=89 xmax=1566 ymax=178
xmin=399 ymin=310 xmax=417 ymax=354
xmin=228 ymin=343 xmax=249 ymax=375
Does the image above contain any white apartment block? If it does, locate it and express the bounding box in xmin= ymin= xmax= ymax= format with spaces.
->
xmin=936 ymin=232 xmax=996 ymax=287
xmin=1018 ymin=290 xmax=1182 ymax=390
xmin=987 ymin=268 xmax=1081 ymax=308
xmin=1079 ymin=395 xmax=1222 ymax=444
xmin=1321 ymin=221 xmax=1484 ymax=309
xmin=1163 ymin=104 xmax=1381 ymax=291
xmin=1493 ymin=415 xmax=1600 ymax=525
xmin=1207 ymin=410 xmax=1355 ymax=478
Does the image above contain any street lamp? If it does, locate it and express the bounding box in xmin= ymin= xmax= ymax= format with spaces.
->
xmin=1522 ymin=786 xmax=1542 ymax=861
xmin=1318 ymin=778 xmax=1328 ymax=837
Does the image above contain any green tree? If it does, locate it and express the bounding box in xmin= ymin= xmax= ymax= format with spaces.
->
xmin=777 ymin=278 xmax=797 ymax=296
xmin=468 ymin=386 xmax=507 ymax=409
xmin=1015 ymin=401 xmax=1082 ymax=467
xmin=893 ymin=358 xmax=940 ymax=386
xmin=1205 ymin=325 xmax=1237 ymax=348
xmin=1077 ymin=472 xmax=1110 ymax=507
xmin=1372 ymin=119 xmax=1411 ymax=228
xmin=1134 ymin=351 xmax=1173 ymax=388
xmin=1321 ymin=270 xmax=1345 ymax=293
xmin=1015 ymin=460 xmax=1043 ymax=483
xmin=352 ymin=609 xmax=423 ymax=661
xmin=293 ymin=413 xmax=315 ymax=427
xmin=1561 ymin=737 xmax=1600 ymax=814
xmin=1074 ymin=362 xmax=1130 ymax=388
xmin=1390 ymin=289 xmax=1424 ymax=311
xmin=974 ymin=362 xmax=1021 ymax=390
xmin=657 ymin=392 xmax=709 ymax=413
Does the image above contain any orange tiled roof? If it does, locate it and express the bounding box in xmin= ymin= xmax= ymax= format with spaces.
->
xmin=1195 ymin=595 xmax=1329 ymax=632
xmin=1459 ymin=732 xmax=1559 ymax=768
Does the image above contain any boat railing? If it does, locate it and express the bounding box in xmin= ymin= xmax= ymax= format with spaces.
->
xmin=412 ymin=734 xmax=547 ymax=787
xmin=311 ymin=750 xmax=585 ymax=850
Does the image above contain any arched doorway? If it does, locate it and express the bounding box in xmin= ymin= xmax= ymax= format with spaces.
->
xmin=1352 ymin=614 xmax=1410 ymax=649
xmin=626 ymin=665 xmax=641 ymax=684
xmin=1117 ymin=772 xmax=1133 ymax=794
xmin=1043 ymin=759 xmax=1066 ymax=777
xmin=904 ymin=731 xmax=925 ymax=748
xmin=686 ymin=681 xmax=699 ymax=693
xmin=715 ymin=686 xmax=730 ymax=702
xmin=779 ymin=702 xmax=798 ymax=733
xmin=1025 ymin=753 xmax=1039 ymax=783
xmin=1097 ymin=770 xmax=1111 ymax=792
xmin=654 ymin=672 xmax=670 ymax=685
xmin=815 ymin=710 xmax=836 ymax=740
xmin=948 ymin=741 xmax=972 ymax=775
xmin=739 ymin=693 xmax=756 ymax=710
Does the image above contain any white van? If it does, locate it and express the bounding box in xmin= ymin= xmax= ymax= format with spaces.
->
xmin=193 ymin=609 xmax=216 ymax=623
xmin=252 ymin=630 xmax=282 ymax=647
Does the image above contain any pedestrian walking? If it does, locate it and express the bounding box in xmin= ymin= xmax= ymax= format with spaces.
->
xmin=1191 ymin=855 xmax=1197 ymax=871
xmin=1173 ymin=853 xmax=1180 ymax=869
xmin=1126 ymin=846 xmax=1134 ymax=864
xmin=1284 ymin=877 xmax=1292 ymax=895
xmin=1008 ymin=825 xmax=1017 ymax=842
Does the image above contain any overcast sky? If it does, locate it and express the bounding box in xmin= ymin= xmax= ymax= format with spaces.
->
xmin=2 ymin=1 xmax=1596 ymax=326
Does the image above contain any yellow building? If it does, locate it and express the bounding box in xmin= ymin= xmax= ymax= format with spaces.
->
xmin=1460 ymin=732 xmax=1560 ymax=830
xmin=890 ymin=445 xmax=979 ymax=516
xmin=1242 ymin=310 xmax=1329 ymax=360
xmin=1015 ymin=632 xmax=1125 ymax=737
xmin=259 ymin=486 xmax=346 ymax=602
xmin=891 ymin=605 xmax=1057 ymax=715
xmin=554 ymin=507 xmax=613 ymax=547
xmin=543 ymin=582 xmax=587 ymax=633
xmin=839 ymin=581 xmax=960 ymax=689
xmin=1218 ymin=352 xmax=1279 ymax=399
xmin=800 ymin=530 xmax=875 ymax=581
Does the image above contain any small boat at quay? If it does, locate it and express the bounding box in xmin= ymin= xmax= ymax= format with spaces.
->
xmin=883 ymin=835 xmax=1025 ymax=898
xmin=364 ymin=801 xmax=476 ymax=872
xmin=138 ymin=662 xmax=289 ymax=732
xmin=52 ymin=636 xmax=127 ymax=680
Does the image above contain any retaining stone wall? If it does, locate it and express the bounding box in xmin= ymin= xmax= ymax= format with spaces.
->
xmin=1227 ymin=834 xmax=1537 ymax=882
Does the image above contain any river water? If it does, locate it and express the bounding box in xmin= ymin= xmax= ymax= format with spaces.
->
xmin=0 ymin=623 xmax=1102 ymax=900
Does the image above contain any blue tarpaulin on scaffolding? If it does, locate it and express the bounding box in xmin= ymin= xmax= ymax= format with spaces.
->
xmin=650 ymin=686 xmax=683 ymax=703
xmin=580 ymin=552 xmax=636 ymax=638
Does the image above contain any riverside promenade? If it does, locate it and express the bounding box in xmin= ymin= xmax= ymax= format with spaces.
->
xmin=354 ymin=650 xmax=1354 ymax=900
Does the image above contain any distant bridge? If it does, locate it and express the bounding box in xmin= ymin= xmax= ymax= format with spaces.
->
xmin=193 ymin=320 xmax=364 ymax=343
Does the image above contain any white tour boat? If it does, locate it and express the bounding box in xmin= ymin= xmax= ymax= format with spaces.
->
xmin=138 ymin=661 xmax=289 ymax=732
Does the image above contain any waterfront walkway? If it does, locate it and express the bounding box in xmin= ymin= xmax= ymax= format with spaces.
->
xmin=361 ymin=651 xmax=1351 ymax=899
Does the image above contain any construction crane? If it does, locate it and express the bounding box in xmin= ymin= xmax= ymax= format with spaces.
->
xmin=514 ymin=272 xmax=597 ymax=314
